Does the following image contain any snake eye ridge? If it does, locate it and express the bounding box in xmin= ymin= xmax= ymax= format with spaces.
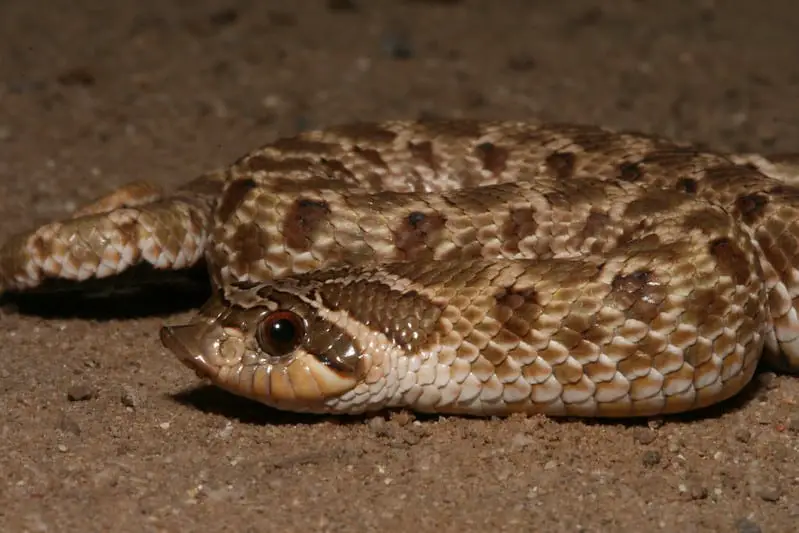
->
xmin=256 ymin=310 xmax=306 ymax=358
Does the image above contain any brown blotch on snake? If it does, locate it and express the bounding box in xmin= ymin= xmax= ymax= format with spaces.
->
xmin=676 ymin=177 xmax=698 ymax=194
xmin=473 ymin=142 xmax=509 ymax=175
xmin=217 ymin=178 xmax=256 ymax=223
xmin=735 ymin=193 xmax=769 ymax=224
xmin=544 ymin=151 xmax=577 ymax=180
xmin=709 ymin=237 xmax=751 ymax=285
xmin=283 ymin=198 xmax=332 ymax=251
xmin=500 ymin=207 xmax=537 ymax=255
xmin=394 ymin=211 xmax=447 ymax=258
xmin=408 ymin=140 xmax=438 ymax=171
xmin=319 ymin=158 xmax=356 ymax=181
xmin=618 ymin=162 xmax=643 ymax=182
xmin=581 ymin=211 xmax=612 ymax=241
xmin=495 ymin=287 xmax=539 ymax=309
xmin=229 ymin=222 xmax=267 ymax=267
xmin=352 ymin=146 xmax=389 ymax=169
xmin=609 ymin=270 xmax=664 ymax=322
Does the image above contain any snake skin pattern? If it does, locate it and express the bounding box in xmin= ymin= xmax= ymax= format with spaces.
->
xmin=2 ymin=120 xmax=799 ymax=417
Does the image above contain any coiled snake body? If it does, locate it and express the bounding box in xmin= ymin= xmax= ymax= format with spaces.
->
xmin=2 ymin=120 xmax=799 ymax=417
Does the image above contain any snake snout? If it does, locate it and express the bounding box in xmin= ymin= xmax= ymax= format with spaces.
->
xmin=160 ymin=324 xmax=219 ymax=379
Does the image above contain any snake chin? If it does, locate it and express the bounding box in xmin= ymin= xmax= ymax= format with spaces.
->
xmin=159 ymin=301 xmax=363 ymax=412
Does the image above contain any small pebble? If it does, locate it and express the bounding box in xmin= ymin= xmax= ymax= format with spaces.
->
xmin=367 ymin=415 xmax=389 ymax=436
xmin=756 ymin=485 xmax=782 ymax=502
xmin=734 ymin=428 xmax=752 ymax=443
xmin=510 ymin=432 xmax=535 ymax=450
xmin=735 ymin=518 xmax=762 ymax=533
xmin=677 ymin=480 xmax=708 ymax=500
xmin=382 ymin=31 xmax=414 ymax=59
xmin=57 ymin=414 xmax=81 ymax=436
xmin=689 ymin=483 xmax=708 ymax=500
xmin=633 ymin=427 xmax=657 ymax=445
xmin=390 ymin=410 xmax=415 ymax=427
xmin=642 ymin=450 xmax=662 ymax=466
xmin=216 ymin=422 xmax=234 ymax=440
xmin=401 ymin=429 xmax=423 ymax=446
xmin=120 ymin=386 xmax=140 ymax=408
xmin=67 ymin=384 xmax=95 ymax=402
xmin=757 ymin=372 xmax=778 ymax=390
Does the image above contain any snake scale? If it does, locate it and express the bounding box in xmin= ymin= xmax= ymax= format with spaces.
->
xmin=2 ymin=120 xmax=799 ymax=417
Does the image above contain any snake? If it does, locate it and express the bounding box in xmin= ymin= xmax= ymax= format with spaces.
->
xmin=2 ymin=119 xmax=799 ymax=418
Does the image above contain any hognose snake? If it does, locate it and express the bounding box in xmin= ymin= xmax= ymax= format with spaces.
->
xmin=2 ymin=120 xmax=799 ymax=417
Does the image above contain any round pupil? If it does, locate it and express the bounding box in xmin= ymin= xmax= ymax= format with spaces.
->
xmin=269 ymin=318 xmax=296 ymax=345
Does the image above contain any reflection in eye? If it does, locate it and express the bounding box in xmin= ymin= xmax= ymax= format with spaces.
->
xmin=256 ymin=310 xmax=306 ymax=357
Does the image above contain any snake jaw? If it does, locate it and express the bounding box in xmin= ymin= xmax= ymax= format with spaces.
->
xmin=160 ymin=323 xmax=221 ymax=380
xmin=158 ymin=287 xmax=370 ymax=412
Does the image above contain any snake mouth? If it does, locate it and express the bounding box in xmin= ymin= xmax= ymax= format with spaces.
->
xmin=159 ymin=324 xmax=219 ymax=380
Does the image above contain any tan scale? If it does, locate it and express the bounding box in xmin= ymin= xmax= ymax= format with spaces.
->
xmin=1 ymin=120 xmax=799 ymax=416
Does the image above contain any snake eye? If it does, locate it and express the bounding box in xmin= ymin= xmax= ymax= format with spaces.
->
xmin=256 ymin=310 xmax=306 ymax=358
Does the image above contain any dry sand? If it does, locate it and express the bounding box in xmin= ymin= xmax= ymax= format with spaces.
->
xmin=1 ymin=1 xmax=798 ymax=532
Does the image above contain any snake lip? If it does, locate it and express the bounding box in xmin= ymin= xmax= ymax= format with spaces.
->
xmin=159 ymin=325 xmax=219 ymax=380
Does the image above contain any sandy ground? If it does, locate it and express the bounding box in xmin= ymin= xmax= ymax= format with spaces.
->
xmin=1 ymin=1 xmax=798 ymax=532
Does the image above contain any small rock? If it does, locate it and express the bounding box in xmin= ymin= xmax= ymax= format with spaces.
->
xmin=688 ymin=483 xmax=708 ymax=500
xmin=735 ymin=518 xmax=762 ymax=533
xmin=510 ymin=432 xmax=535 ymax=450
xmin=57 ymin=414 xmax=81 ymax=436
xmin=216 ymin=422 xmax=234 ymax=440
xmin=367 ymin=415 xmax=389 ymax=436
xmin=401 ymin=429 xmax=423 ymax=446
xmin=756 ymin=485 xmax=782 ymax=502
xmin=382 ymin=31 xmax=414 ymax=60
xmin=67 ymin=384 xmax=95 ymax=402
xmin=677 ymin=480 xmax=707 ymax=500
xmin=642 ymin=450 xmax=662 ymax=467
xmin=120 ymin=386 xmax=140 ymax=408
xmin=390 ymin=410 xmax=415 ymax=427
xmin=757 ymin=372 xmax=778 ymax=390
xmin=734 ymin=428 xmax=752 ymax=443
xmin=633 ymin=427 xmax=657 ymax=445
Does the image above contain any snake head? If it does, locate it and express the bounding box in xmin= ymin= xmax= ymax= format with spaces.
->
xmin=160 ymin=281 xmax=376 ymax=413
